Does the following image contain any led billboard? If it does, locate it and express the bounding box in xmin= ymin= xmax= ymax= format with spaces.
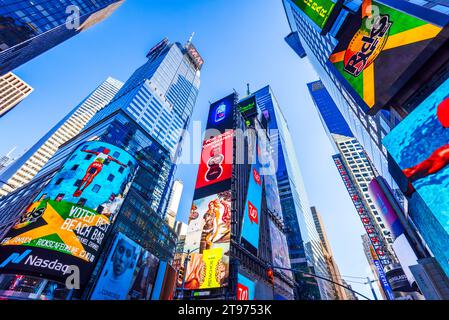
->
xmin=0 ymin=141 xmax=138 ymax=286
xmin=329 ymin=0 xmax=445 ymax=114
xmin=292 ymin=0 xmax=336 ymax=30
xmin=241 ymin=139 xmax=262 ymax=251
xmin=237 ymin=273 xmax=256 ymax=300
xmin=269 ymin=220 xmax=292 ymax=279
xmin=195 ymin=130 xmax=233 ymax=191
xmin=206 ymin=94 xmax=235 ymax=134
xmin=91 ymin=233 xmax=159 ymax=300
xmin=383 ymin=77 xmax=449 ymax=277
xmin=183 ymin=191 xmax=232 ymax=290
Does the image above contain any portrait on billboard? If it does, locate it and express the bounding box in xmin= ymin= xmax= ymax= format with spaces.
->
xmin=0 ymin=141 xmax=138 ymax=286
xmin=269 ymin=220 xmax=292 ymax=278
xmin=128 ymin=250 xmax=160 ymax=300
xmin=329 ymin=0 xmax=445 ymax=114
xmin=91 ymin=233 xmax=140 ymax=300
xmin=182 ymin=191 xmax=231 ymax=290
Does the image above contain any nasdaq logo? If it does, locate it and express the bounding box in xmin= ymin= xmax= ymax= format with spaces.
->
xmin=0 ymin=250 xmax=32 ymax=268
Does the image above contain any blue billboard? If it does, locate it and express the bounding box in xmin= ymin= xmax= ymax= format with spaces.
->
xmin=383 ymin=78 xmax=449 ymax=277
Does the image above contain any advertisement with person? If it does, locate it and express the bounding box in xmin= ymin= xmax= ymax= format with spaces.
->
xmin=383 ymin=77 xmax=449 ymax=277
xmin=237 ymin=273 xmax=256 ymax=300
xmin=329 ymin=0 xmax=446 ymax=114
xmin=91 ymin=233 xmax=159 ymax=300
xmin=241 ymin=139 xmax=262 ymax=251
xmin=195 ymin=130 xmax=234 ymax=191
xmin=182 ymin=191 xmax=232 ymax=290
xmin=0 ymin=141 xmax=138 ymax=286
xmin=269 ymin=220 xmax=292 ymax=279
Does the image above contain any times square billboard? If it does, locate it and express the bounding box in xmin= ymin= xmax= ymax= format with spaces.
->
xmin=383 ymin=78 xmax=449 ymax=277
xmin=292 ymin=0 xmax=337 ymax=30
xmin=181 ymin=94 xmax=236 ymax=291
xmin=0 ymin=141 xmax=138 ymax=287
xmin=328 ymin=0 xmax=449 ymax=115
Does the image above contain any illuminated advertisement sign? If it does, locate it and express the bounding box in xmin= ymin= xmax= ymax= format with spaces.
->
xmin=91 ymin=233 xmax=159 ymax=300
xmin=182 ymin=191 xmax=232 ymax=290
xmin=329 ymin=0 xmax=445 ymax=114
xmin=0 ymin=141 xmax=138 ymax=286
xmin=293 ymin=0 xmax=336 ymax=30
xmin=269 ymin=220 xmax=292 ymax=279
xmin=368 ymin=178 xmax=404 ymax=239
xmin=186 ymin=44 xmax=204 ymax=70
xmin=195 ymin=130 xmax=234 ymax=191
xmin=383 ymin=78 xmax=449 ymax=277
xmin=370 ymin=246 xmax=395 ymax=300
xmin=206 ymin=94 xmax=235 ymax=133
xmin=237 ymin=273 xmax=256 ymax=300
xmin=241 ymin=139 xmax=262 ymax=250
xmin=238 ymin=96 xmax=258 ymax=124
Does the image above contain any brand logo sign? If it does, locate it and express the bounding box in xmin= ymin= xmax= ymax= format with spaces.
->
xmin=344 ymin=14 xmax=392 ymax=77
xmin=0 ymin=250 xmax=31 ymax=268
xmin=248 ymin=201 xmax=259 ymax=225
xmin=237 ymin=283 xmax=249 ymax=300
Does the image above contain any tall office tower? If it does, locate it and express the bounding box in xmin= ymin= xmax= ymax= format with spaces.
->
xmin=166 ymin=180 xmax=184 ymax=228
xmin=310 ymin=206 xmax=348 ymax=300
xmin=0 ymin=39 xmax=201 ymax=300
xmin=251 ymin=86 xmax=329 ymax=300
xmin=172 ymin=221 xmax=188 ymax=271
xmin=0 ymin=0 xmax=124 ymax=75
xmin=179 ymin=91 xmax=295 ymax=300
xmin=341 ymin=279 xmax=359 ymax=300
xmin=0 ymin=147 xmax=16 ymax=172
xmin=0 ymin=72 xmax=33 ymax=116
xmin=87 ymin=37 xmax=202 ymax=214
xmin=0 ymin=77 xmax=124 ymax=198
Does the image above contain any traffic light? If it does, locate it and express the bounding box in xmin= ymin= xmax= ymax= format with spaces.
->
xmin=267 ymin=268 xmax=274 ymax=285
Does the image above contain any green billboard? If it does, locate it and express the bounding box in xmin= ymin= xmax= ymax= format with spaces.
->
xmin=293 ymin=0 xmax=336 ymax=29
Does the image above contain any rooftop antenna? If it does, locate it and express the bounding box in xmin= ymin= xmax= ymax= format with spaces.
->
xmin=186 ymin=32 xmax=195 ymax=47
xmin=247 ymin=83 xmax=251 ymax=96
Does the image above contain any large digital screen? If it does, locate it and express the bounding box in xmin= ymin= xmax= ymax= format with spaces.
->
xmin=206 ymin=94 xmax=236 ymax=134
xmin=0 ymin=141 xmax=138 ymax=286
xmin=383 ymin=77 xmax=449 ymax=276
xmin=329 ymin=0 xmax=445 ymax=114
xmin=91 ymin=233 xmax=159 ymax=300
xmin=293 ymin=0 xmax=336 ymax=30
xmin=195 ymin=130 xmax=233 ymax=191
xmin=241 ymin=138 xmax=262 ymax=250
xmin=183 ymin=191 xmax=232 ymax=290
xmin=269 ymin=220 xmax=292 ymax=279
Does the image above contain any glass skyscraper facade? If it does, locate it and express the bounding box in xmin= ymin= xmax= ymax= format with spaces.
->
xmin=0 ymin=0 xmax=124 ymax=75
xmin=252 ymin=85 xmax=328 ymax=299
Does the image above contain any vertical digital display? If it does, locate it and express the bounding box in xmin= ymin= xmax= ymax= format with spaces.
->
xmin=293 ymin=0 xmax=336 ymax=29
xmin=237 ymin=273 xmax=256 ymax=300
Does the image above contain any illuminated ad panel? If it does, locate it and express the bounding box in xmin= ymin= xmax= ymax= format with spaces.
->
xmin=0 ymin=141 xmax=138 ymax=286
xmin=383 ymin=78 xmax=449 ymax=275
xmin=195 ymin=130 xmax=233 ymax=191
xmin=292 ymin=0 xmax=336 ymax=30
xmin=206 ymin=94 xmax=236 ymax=133
xmin=370 ymin=246 xmax=395 ymax=300
xmin=183 ymin=191 xmax=232 ymax=290
xmin=329 ymin=0 xmax=447 ymax=115
xmin=91 ymin=233 xmax=160 ymax=300
xmin=237 ymin=273 xmax=256 ymax=300
xmin=241 ymin=138 xmax=263 ymax=251
xmin=269 ymin=220 xmax=292 ymax=279
xmin=368 ymin=178 xmax=404 ymax=239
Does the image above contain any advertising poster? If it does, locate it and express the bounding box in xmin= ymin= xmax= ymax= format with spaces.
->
xmin=206 ymin=94 xmax=235 ymax=133
xmin=368 ymin=178 xmax=404 ymax=239
xmin=91 ymin=233 xmax=159 ymax=300
xmin=241 ymin=139 xmax=262 ymax=250
xmin=383 ymin=78 xmax=449 ymax=276
xmin=269 ymin=220 xmax=292 ymax=279
xmin=0 ymin=141 xmax=138 ymax=286
xmin=195 ymin=130 xmax=234 ymax=191
xmin=293 ymin=0 xmax=336 ymax=30
xmin=329 ymin=0 xmax=445 ymax=114
xmin=183 ymin=191 xmax=232 ymax=290
xmin=237 ymin=273 xmax=256 ymax=300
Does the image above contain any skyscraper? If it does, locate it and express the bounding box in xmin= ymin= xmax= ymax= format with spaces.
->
xmin=0 ymin=72 xmax=33 ymax=116
xmin=166 ymin=180 xmax=184 ymax=229
xmin=0 ymin=147 xmax=16 ymax=173
xmin=0 ymin=77 xmax=124 ymax=198
xmin=251 ymin=86 xmax=328 ymax=299
xmin=310 ymin=206 xmax=348 ymax=300
xmin=0 ymin=0 xmax=125 ymax=75
xmin=0 ymin=38 xmax=202 ymax=300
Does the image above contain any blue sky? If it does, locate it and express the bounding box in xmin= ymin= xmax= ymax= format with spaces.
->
xmin=0 ymin=0 xmax=381 ymax=299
